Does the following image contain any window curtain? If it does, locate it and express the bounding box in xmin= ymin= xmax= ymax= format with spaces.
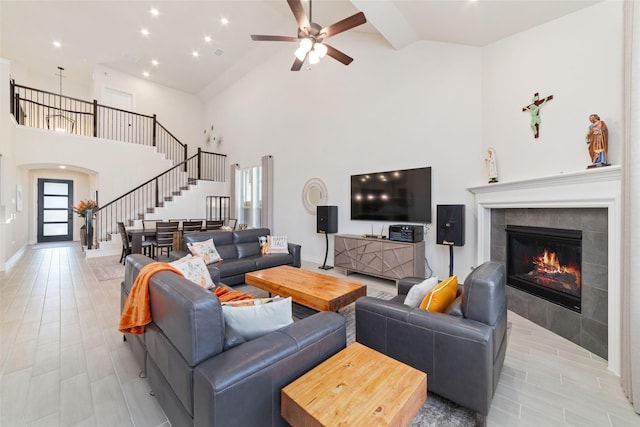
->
xmin=621 ymin=0 xmax=640 ymax=413
xmin=261 ymin=155 xmax=273 ymax=230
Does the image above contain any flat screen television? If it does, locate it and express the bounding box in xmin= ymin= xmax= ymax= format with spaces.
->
xmin=351 ymin=166 xmax=432 ymax=223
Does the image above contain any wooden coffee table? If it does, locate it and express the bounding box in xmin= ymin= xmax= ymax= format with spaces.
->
xmin=244 ymin=266 xmax=367 ymax=312
xmin=282 ymin=342 xmax=427 ymax=427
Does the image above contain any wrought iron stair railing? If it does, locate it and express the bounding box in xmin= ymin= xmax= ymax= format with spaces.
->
xmin=90 ymin=148 xmax=226 ymax=248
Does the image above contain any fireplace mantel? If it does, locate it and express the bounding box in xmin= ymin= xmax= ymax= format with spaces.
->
xmin=468 ymin=165 xmax=622 ymax=374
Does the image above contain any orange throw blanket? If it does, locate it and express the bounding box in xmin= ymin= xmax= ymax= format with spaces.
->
xmin=214 ymin=286 xmax=255 ymax=304
xmin=118 ymin=262 xmax=184 ymax=335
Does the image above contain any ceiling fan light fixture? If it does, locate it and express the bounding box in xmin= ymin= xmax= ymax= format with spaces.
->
xmin=314 ymin=42 xmax=327 ymax=58
xmin=294 ymin=47 xmax=307 ymax=61
xmin=299 ymin=37 xmax=313 ymax=52
xmin=308 ymin=50 xmax=320 ymax=65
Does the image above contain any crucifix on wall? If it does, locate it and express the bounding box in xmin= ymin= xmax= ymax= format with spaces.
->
xmin=522 ymin=92 xmax=553 ymax=138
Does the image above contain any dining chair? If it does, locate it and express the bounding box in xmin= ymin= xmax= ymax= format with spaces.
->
xmin=152 ymin=221 xmax=179 ymax=260
xmin=118 ymin=221 xmax=152 ymax=263
xmin=206 ymin=220 xmax=224 ymax=230
xmin=182 ymin=220 xmax=203 ymax=235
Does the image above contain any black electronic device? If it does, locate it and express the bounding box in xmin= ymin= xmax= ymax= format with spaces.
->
xmin=317 ymin=205 xmax=338 ymax=234
xmin=436 ymin=205 xmax=465 ymax=246
xmin=317 ymin=206 xmax=338 ymax=270
xmin=351 ymin=166 xmax=432 ymax=223
xmin=389 ymin=224 xmax=424 ymax=243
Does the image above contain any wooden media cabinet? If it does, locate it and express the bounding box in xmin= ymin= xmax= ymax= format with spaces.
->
xmin=334 ymin=234 xmax=426 ymax=282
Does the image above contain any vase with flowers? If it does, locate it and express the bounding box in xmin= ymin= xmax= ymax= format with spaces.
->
xmin=72 ymin=199 xmax=97 ymax=248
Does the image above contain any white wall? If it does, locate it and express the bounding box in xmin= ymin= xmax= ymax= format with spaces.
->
xmin=482 ymin=1 xmax=623 ymax=181
xmin=204 ymin=2 xmax=624 ymax=280
xmin=205 ymin=33 xmax=484 ymax=279
xmin=92 ymin=65 xmax=205 ymax=156
xmin=14 ymin=126 xmax=173 ymax=244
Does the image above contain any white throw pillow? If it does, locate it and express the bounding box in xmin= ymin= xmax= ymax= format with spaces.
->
xmin=170 ymin=255 xmax=215 ymax=289
xmin=266 ymin=235 xmax=288 ymax=254
xmin=187 ymin=238 xmax=223 ymax=264
xmin=404 ymin=276 xmax=439 ymax=308
xmin=221 ymin=297 xmax=293 ymax=340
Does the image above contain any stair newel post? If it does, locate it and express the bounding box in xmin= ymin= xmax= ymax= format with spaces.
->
xmin=92 ymin=100 xmax=98 ymax=137
xmin=14 ymin=93 xmax=21 ymax=124
xmin=10 ymin=79 xmax=15 ymax=117
xmin=86 ymin=209 xmax=94 ymax=250
xmin=197 ymin=147 xmax=202 ymax=180
xmin=152 ymin=114 xmax=157 ymax=147
xmin=154 ymin=177 xmax=159 ymax=208
xmin=184 ymin=144 xmax=188 ymax=172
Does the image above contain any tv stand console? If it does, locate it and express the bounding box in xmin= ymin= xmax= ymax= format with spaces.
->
xmin=334 ymin=234 xmax=426 ymax=283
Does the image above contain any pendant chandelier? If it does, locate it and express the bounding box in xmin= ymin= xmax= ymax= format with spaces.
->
xmin=46 ymin=66 xmax=75 ymax=133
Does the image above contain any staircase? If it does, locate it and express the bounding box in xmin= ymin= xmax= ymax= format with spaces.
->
xmin=9 ymin=79 xmax=228 ymax=252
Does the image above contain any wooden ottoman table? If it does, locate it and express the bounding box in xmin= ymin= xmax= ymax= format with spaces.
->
xmin=245 ymin=265 xmax=367 ymax=312
xmin=282 ymin=342 xmax=427 ymax=427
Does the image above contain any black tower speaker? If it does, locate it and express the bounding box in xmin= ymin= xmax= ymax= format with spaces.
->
xmin=436 ymin=204 xmax=465 ymax=246
xmin=317 ymin=206 xmax=338 ymax=234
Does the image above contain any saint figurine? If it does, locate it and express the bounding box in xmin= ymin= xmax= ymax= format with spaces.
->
xmin=586 ymin=114 xmax=608 ymax=167
xmin=485 ymin=148 xmax=498 ymax=183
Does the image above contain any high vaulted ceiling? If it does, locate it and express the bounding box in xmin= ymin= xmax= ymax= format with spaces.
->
xmin=0 ymin=0 xmax=602 ymax=95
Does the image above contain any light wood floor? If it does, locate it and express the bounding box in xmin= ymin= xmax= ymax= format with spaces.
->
xmin=1 ymin=243 xmax=638 ymax=426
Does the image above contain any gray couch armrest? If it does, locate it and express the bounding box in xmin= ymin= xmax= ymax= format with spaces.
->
xmin=288 ymin=243 xmax=301 ymax=268
xmin=193 ymin=312 xmax=345 ymax=427
xmin=397 ymin=276 xmax=425 ymax=295
xmin=355 ymin=296 xmax=494 ymax=415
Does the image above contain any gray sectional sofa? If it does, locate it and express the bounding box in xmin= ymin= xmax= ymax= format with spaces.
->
xmin=170 ymin=227 xmax=301 ymax=285
xmin=121 ymin=254 xmax=346 ymax=427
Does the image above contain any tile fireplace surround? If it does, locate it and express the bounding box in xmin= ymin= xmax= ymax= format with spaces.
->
xmin=469 ymin=165 xmax=622 ymax=375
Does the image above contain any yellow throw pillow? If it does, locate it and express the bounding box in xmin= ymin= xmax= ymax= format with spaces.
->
xmin=419 ymin=275 xmax=458 ymax=312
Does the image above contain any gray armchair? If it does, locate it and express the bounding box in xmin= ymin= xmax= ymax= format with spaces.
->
xmin=355 ymin=262 xmax=507 ymax=419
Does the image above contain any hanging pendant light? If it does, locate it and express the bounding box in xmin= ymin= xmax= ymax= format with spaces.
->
xmin=46 ymin=66 xmax=75 ymax=133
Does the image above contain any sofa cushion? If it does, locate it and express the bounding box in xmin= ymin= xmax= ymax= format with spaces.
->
xmin=266 ymin=235 xmax=289 ymax=254
xmin=215 ymin=258 xmax=258 ymax=278
xmin=215 ymin=244 xmax=239 ymax=261
xmin=221 ymin=297 xmax=293 ymax=340
xmin=419 ymin=275 xmax=458 ymax=312
xmin=404 ymin=276 xmax=438 ymax=308
xmin=187 ymin=239 xmax=223 ymax=264
xmin=236 ymin=241 xmax=261 ymax=259
xmin=254 ymin=253 xmax=294 ymax=270
xmin=170 ymin=255 xmax=215 ymax=289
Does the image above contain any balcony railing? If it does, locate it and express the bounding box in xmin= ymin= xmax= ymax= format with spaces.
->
xmin=10 ymin=80 xmax=187 ymax=165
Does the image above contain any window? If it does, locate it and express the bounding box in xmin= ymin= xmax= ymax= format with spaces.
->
xmin=236 ymin=165 xmax=262 ymax=228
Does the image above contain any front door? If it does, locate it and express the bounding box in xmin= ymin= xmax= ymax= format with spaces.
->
xmin=37 ymin=178 xmax=74 ymax=243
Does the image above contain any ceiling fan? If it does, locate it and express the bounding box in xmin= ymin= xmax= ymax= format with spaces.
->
xmin=251 ymin=0 xmax=367 ymax=71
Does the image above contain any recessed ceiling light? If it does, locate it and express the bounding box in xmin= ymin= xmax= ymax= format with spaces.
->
xmin=192 ymin=51 xmax=200 ymax=58
xmin=220 ymin=17 xmax=229 ymax=25
xmin=204 ymin=36 xmax=212 ymax=43
xmin=150 ymin=8 xmax=159 ymax=17
xmin=59 ymin=165 xmax=66 ymax=169
xmin=151 ymin=59 xmax=159 ymax=67
xmin=141 ymin=28 xmax=149 ymax=37
xmin=143 ymin=71 xmax=150 ymax=78
xmin=52 ymin=41 xmax=61 ymax=48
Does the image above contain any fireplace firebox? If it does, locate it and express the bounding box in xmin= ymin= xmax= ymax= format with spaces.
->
xmin=506 ymin=225 xmax=582 ymax=312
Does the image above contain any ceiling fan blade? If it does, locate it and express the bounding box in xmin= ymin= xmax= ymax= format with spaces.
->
xmin=251 ymin=35 xmax=299 ymax=42
xmin=324 ymin=44 xmax=353 ymax=66
xmin=291 ymin=54 xmax=306 ymax=71
xmin=287 ymin=0 xmax=310 ymax=31
xmin=321 ymin=12 xmax=366 ymax=38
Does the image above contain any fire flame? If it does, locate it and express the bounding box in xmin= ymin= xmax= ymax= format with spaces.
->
xmin=531 ymin=249 xmax=581 ymax=287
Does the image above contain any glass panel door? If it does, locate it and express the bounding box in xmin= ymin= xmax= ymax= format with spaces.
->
xmin=37 ymin=178 xmax=74 ymax=242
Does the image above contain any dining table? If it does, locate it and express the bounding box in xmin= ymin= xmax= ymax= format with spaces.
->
xmin=126 ymin=229 xmax=158 ymax=255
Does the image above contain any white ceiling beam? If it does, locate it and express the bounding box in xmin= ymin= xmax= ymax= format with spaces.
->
xmin=351 ymin=0 xmax=419 ymax=49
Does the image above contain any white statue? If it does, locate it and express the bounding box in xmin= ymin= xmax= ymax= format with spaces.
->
xmin=485 ymin=148 xmax=498 ymax=183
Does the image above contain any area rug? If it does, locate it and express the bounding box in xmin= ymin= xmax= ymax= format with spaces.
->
xmin=88 ymin=256 xmax=125 ymax=281
xmin=234 ymin=284 xmax=477 ymax=426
